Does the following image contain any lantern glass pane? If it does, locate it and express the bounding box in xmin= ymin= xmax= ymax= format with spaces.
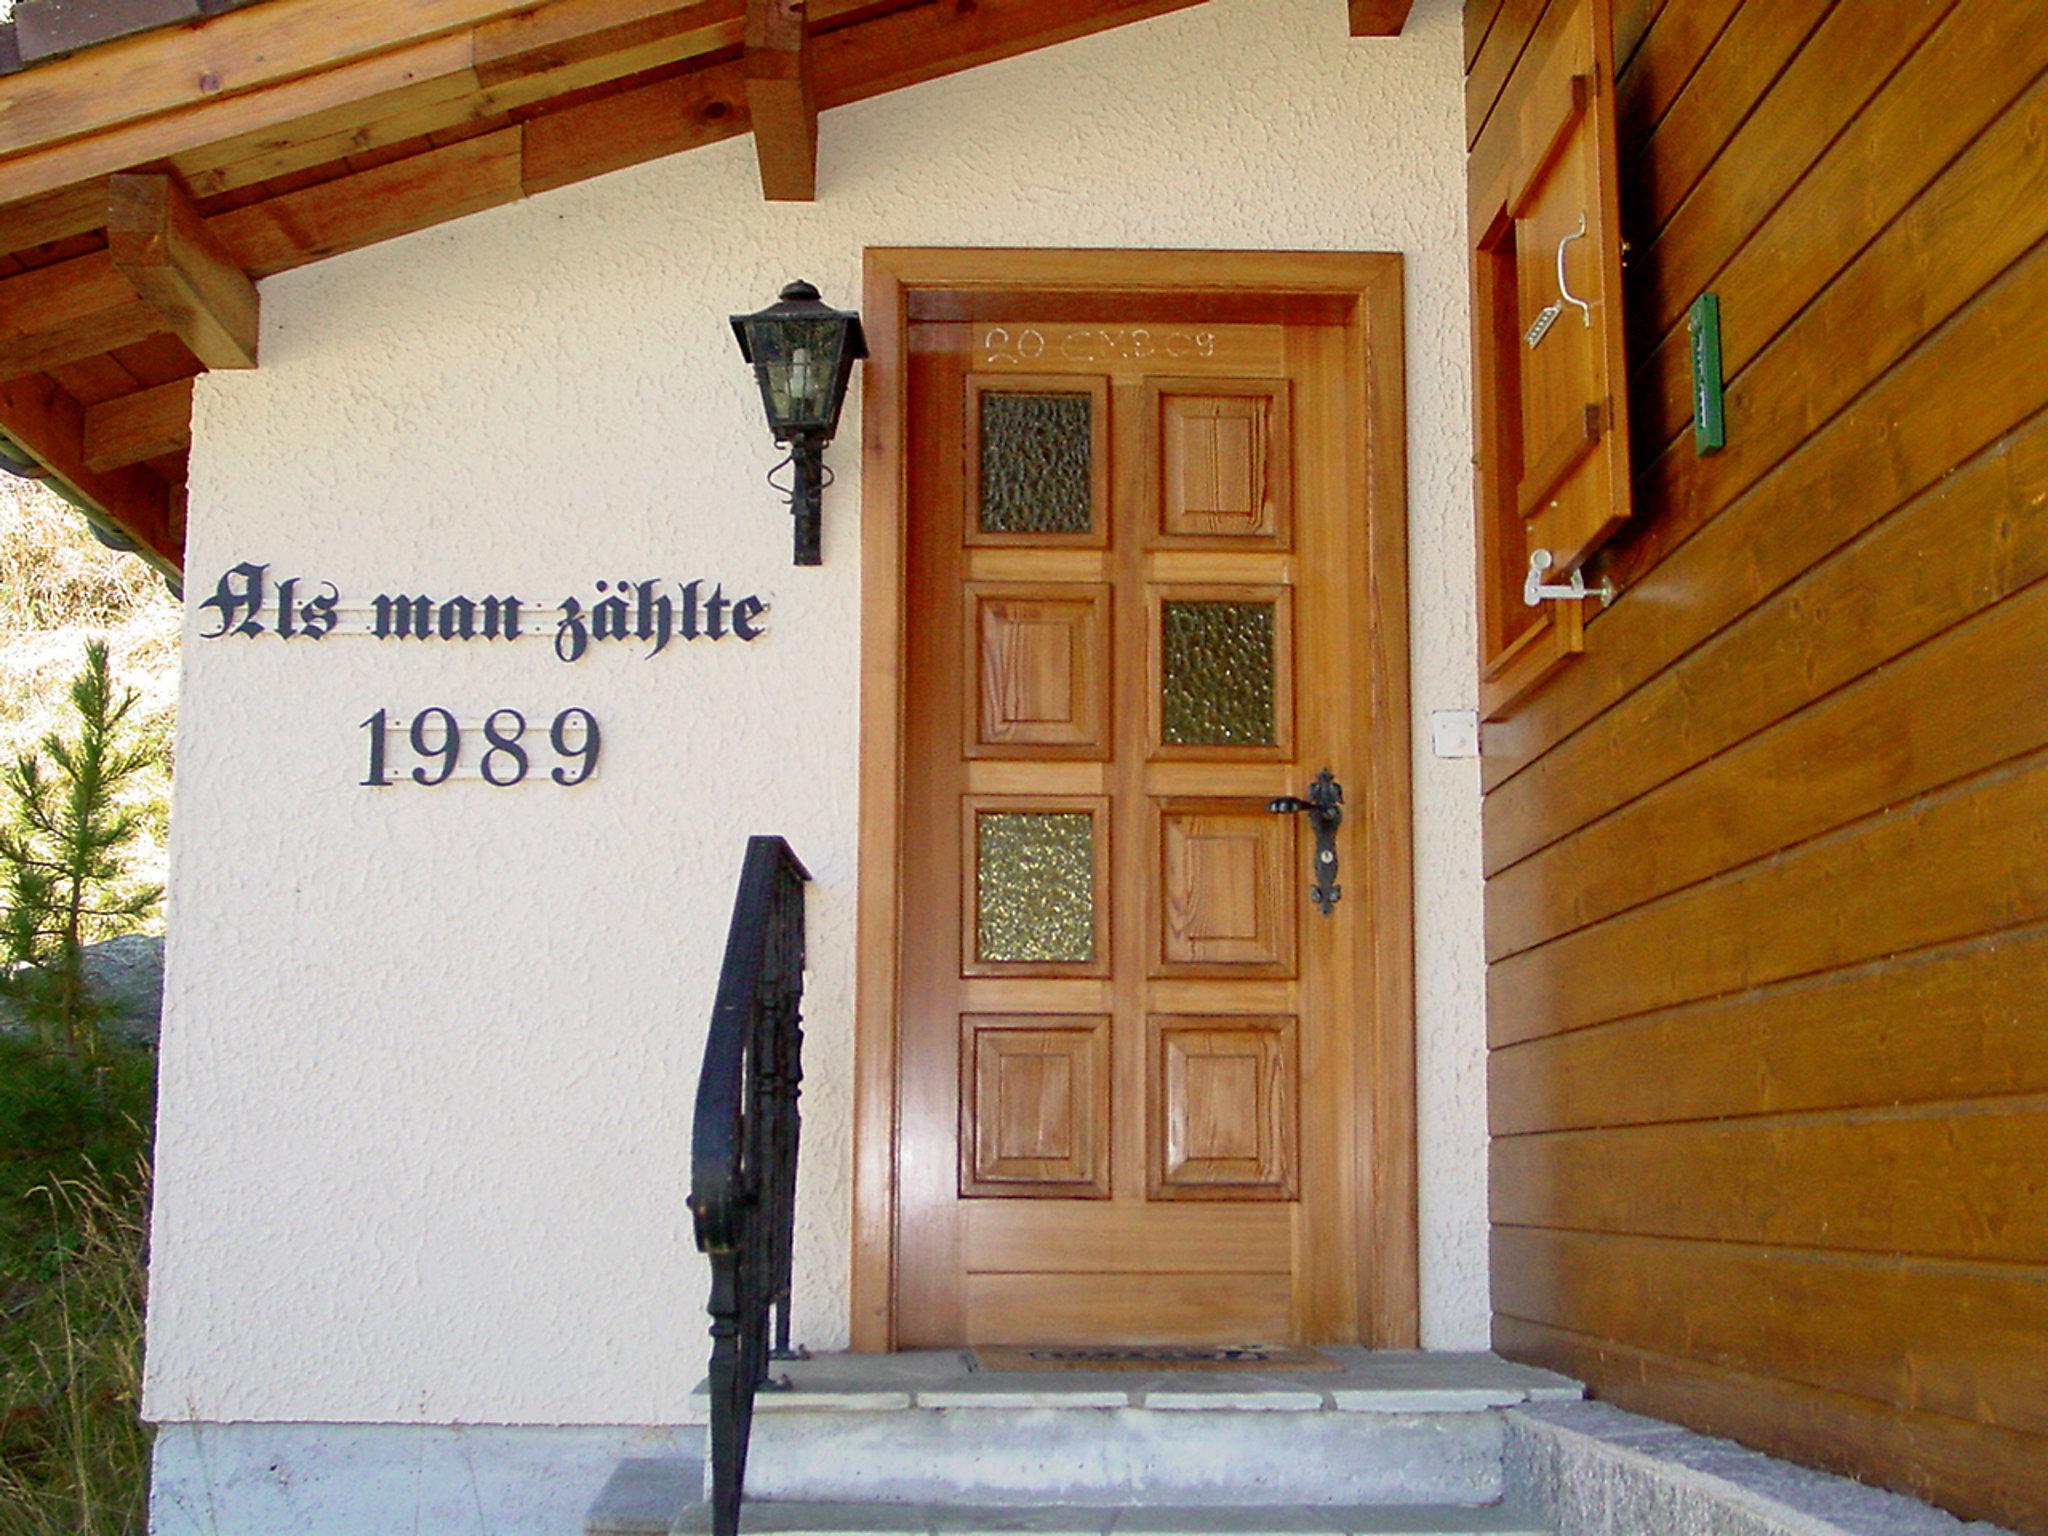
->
xmin=749 ymin=317 xmax=846 ymax=433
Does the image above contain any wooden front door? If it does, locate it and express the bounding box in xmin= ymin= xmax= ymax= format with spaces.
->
xmin=891 ymin=305 xmax=1381 ymax=1346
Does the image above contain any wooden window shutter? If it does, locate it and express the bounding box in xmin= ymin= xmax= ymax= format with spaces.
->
xmin=1467 ymin=0 xmax=1633 ymax=720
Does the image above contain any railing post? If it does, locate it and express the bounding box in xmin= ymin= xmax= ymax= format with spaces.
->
xmin=691 ymin=838 xmax=811 ymax=1536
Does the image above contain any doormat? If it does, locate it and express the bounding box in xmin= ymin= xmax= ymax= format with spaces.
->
xmin=972 ymin=1344 xmax=1337 ymax=1372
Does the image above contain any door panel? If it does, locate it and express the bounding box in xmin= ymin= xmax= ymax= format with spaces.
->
xmin=959 ymin=1014 xmax=1112 ymax=1198
xmin=1152 ymin=798 xmax=1298 ymax=976
xmin=1148 ymin=1014 xmax=1299 ymax=1201
xmin=898 ymin=317 xmax=1367 ymax=1345
xmin=965 ymin=583 xmax=1112 ymax=757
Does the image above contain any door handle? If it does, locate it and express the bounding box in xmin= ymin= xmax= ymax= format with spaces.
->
xmin=1524 ymin=212 xmax=1592 ymax=350
xmin=1267 ymin=768 xmax=1344 ymax=916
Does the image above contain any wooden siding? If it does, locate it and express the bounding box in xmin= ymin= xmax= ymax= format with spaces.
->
xmin=1472 ymin=2 xmax=2048 ymax=1529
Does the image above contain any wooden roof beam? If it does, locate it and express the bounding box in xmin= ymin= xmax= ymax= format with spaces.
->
xmin=0 ymin=371 xmax=179 ymax=565
xmin=83 ymin=376 xmax=196 ymax=473
xmin=108 ymin=173 xmax=258 ymax=370
xmin=1348 ymin=0 xmax=1413 ymax=35
xmin=745 ymin=0 xmax=817 ymax=201
xmin=0 ymin=253 xmax=162 ymax=381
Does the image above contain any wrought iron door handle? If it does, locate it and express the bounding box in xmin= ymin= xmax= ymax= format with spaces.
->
xmin=1267 ymin=768 xmax=1344 ymax=916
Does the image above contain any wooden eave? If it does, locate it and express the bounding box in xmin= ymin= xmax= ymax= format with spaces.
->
xmin=0 ymin=0 xmax=1412 ymax=572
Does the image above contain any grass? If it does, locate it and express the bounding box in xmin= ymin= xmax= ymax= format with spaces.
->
xmin=0 ymin=481 xmax=167 ymax=1532
xmin=0 ymin=1042 xmax=154 ymax=1535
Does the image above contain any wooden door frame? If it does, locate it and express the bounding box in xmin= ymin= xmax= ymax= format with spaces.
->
xmin=852 ymin=247 xmax=1417 ymax=1351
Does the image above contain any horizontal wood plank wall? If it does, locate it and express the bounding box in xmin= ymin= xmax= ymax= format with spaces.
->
xmin=1470 ymin=2 xmax=2048 ymax=1529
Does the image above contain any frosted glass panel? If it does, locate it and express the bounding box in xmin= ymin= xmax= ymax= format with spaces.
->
xmin=1160 ymin=601 xmax=1276 ymax=747
xmin=980 ymin=392 xmax=1094 ymax=535
xmin=976 ymin=811 xmax=1095 ymax=963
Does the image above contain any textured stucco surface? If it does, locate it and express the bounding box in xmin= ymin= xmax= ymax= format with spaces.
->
xmin=145 ymin=0 xmax=1485 ymax=1429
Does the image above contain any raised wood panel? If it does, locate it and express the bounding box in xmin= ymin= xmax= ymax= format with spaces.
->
xmin=1485 ymin=577 xmax=2048 ymax=960
xmin=1492 ymin=1228 xmax=2048 ymax=1439
xmin=1493 ymin=1101 xmax=2048 ymax=1265
xmin=1490 ymin=926 xmax=2048 ymax=1136
xmin=964 ymin=1270 xmax=1294 ymax=1346
xmin=879 ymin=271 xmax=1409 ymax=1350
xmin=1147 ymin=1014 xmax=1297 ymax=1201
xmin=960 ymin=1014 xmax=1111 ymax=1198
xmin=1145 ymin=378 xmax=1291 ymax=545
xmin=1153 ymin=799 xmax=1296 ymax=976
xmin=966 ymin=583 xmax=1111 ymax=757
xmin=1485 ymin=402 xmax=2048 ymax=876
xmin=1489 ymin=752 xmax=2048 ymax=1047
xmin=1630 ymin=0 xmax=2048 ymax=451
xmin=1483 ymin=234 xmax=2048 ymax=789
xmin=1493 ymin=1316 xmax=2048 ymax=1533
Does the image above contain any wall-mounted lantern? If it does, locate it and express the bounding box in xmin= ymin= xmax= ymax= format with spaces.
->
xmin=730 ymin=280 xmax=866 ymax=566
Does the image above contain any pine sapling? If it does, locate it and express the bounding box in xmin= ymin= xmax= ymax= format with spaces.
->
xmin=0 ymin=640 xmax=162 ymax=1056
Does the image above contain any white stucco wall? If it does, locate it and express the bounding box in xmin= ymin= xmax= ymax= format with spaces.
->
xmin=144 ymin=0 xmax=1485 ymax=1428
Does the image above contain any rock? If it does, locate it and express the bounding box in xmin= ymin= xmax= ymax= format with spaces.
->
xmin=84 ymin=933 xmax=163 ymax=1045
xmin=0 ymin=932 xmax=163 ymax=1046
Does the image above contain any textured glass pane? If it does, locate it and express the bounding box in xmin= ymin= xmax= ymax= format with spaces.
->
xmin=977 ymin=811 xmax=1095 ymax=963
xmin=980 ymin=392 xmax=1094 ymax=534
xmin=1161 ymin=601 xmax=1276 ymax=746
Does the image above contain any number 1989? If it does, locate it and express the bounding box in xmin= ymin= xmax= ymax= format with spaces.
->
xmin=359 ymin=707 xmax=601 ymax=788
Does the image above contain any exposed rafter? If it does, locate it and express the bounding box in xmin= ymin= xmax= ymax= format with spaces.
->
xmin=0 ymin=372 xmax=179 ymax=565
xmin=1348 ymin=0 xmax=1413 ymax=35
xmin=108 ymin=174 xmax=259 ymax=370
xmin=744 ymin=0 xmax=817 ymax=202
xmin=0 ymin=0 xmax=1220 ymax=567
xmin=84 ymin=376 xmax=195 ymax=473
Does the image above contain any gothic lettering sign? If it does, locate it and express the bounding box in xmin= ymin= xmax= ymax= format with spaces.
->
xmin=196 ymin=561 xmax=769 ymax=662
xmin=197 ymin=561 xmax=772 ymax=789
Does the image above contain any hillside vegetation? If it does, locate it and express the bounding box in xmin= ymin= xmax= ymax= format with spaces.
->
xmin=0 ymin=485 xmax=178 ymax=909
xmin=0 ymin=479 xmax=172 ymax=1534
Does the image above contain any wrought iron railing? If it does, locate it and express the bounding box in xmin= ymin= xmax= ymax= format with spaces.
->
xmin=689 ymin=836 xmax=811 ymax=1536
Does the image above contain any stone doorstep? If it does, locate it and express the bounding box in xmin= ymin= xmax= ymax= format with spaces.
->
xmin=684 ymin=1351 xmax=1584 ymax=1421
xmin=583 ymin=1463 xmax=1553 ymax=1536
xmin=657 ymin=1502 xmax=1552 ymax=1536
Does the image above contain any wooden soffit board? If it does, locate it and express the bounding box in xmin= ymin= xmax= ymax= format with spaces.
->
xmin=0 ymin=0 xmax=1251 ymax=569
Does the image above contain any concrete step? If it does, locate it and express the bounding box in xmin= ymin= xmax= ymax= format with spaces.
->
xmin=665 ymin=1501 xmax=1553 ymax=1536
xmin=713 ymin=1352 xmax=1580 ymax=1510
